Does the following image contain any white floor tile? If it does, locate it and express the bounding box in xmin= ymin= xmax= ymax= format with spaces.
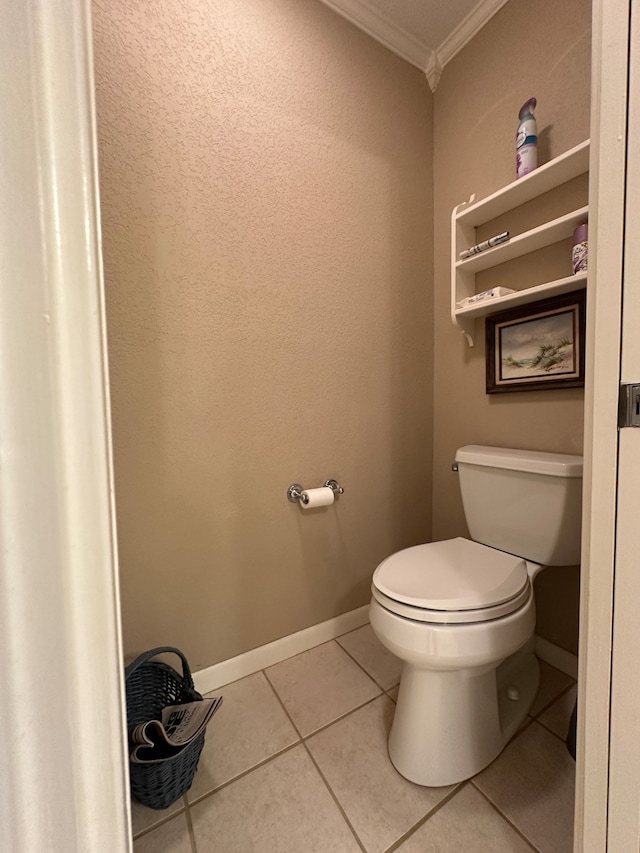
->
xmin=133 ymin=812 xmax=192 ymax=853
xmin=474 ymin=721 xmax=575 ymax=853
xmin=337 ymin=624 xmax=403 ymax=690
xmin=307 ymin=695 xmax=454 ymax=853
xmin=136 ymin=634 xmax=580 ymax=853
xmin=538 ymin=686 xmax=577 ymax=741
xmin=265 ymin=641 xmax=381 ymax=735
xmin=190 ymin=745 xmax=360 ymax=853
xmin=188 ymin=671 xmax=299 ymax=801
xmin=395 ymin=784 xmax=535 ymax=853
xmin=130 ymin=796 xmax=184 ymax=838
xmin=530 ymin=660 xmax=574 ymax=717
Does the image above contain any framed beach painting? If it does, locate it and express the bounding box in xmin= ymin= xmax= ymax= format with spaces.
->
xmin=485 ymin=290 xmax=586 ymax=394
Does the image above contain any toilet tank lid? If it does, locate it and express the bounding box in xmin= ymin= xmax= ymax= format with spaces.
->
xmin=455 ymin=445 xmax=583 ymax=478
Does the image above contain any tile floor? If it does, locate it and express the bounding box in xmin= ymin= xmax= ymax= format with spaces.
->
xmin=130 ymin=625 xmax=577 ymax=853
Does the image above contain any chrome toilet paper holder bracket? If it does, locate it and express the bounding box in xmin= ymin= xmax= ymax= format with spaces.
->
xmin=287 ymin=479 xmax=344 ymax=504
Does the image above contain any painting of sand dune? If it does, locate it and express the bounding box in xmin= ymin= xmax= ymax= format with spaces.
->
xmin=485 ymin=291 xmax=585 ymax=394
xmin=500 ymin=310 xmax=575 ymax=380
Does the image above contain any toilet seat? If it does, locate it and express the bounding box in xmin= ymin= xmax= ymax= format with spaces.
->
xmin=371 ymin=583 xmax=531 ymax=624
xmin=371 ymin=537 xmax=531 ymax=625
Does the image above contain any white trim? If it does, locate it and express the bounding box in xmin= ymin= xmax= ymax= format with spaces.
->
xmin=319 ymin=0 xmax=511 ymax=86
xmin=318 ymin=0 xmax=430 ymax=69
xmin=435 ymin=0 xmax=510 ymax=68
xmin=425 ymin=50 xmax=443 ymax=93
xmin=608 ymin=432 xmax=640 ymax=849
xmin=194 ymin=606 xmax=370 ymax=694
xmin=0 ymin=1 xmax=130 ymax=851
xmin=574 ymin=0 xmax=630 ymax=850
xmin=534 ymin=637 xmax=578 ymax=681
xmin=194 ymin=613 xmax=579 ymax=698
xmin=606 ymin=1 xmax=640 ymax=846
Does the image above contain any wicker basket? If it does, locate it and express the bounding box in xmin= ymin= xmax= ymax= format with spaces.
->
xmin=124 ymin=646 xmax=205 ymax=809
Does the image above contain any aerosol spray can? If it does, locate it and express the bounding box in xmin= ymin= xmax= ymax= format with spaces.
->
xmin=516 ymin=98 xmax=538 ymax=179
xmin=572 ymin=222 xmax=588 ymax=274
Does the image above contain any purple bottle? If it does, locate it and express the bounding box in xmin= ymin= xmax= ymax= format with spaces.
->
xmin=516 ymin=98 xmax=538 ymax=179
xmin=572 ymin=223 xmax=588 ymax=274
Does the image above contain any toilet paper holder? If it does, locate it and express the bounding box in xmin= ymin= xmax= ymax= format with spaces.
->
xmin=287 ymin=479 xmax=344 ymax=504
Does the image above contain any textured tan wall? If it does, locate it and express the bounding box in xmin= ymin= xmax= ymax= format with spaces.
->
xmin=93 ymin=0 xmax=434 ymax=668
xmin=433 ymin=0 xmax=591 ymax=653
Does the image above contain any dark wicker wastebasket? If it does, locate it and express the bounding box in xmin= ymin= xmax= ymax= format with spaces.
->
xmin=125 ymin=646 xmax=205 ymax=809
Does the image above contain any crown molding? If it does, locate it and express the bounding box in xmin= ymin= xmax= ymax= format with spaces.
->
xmin=319 ymin=0 xmax=430 ymax=70
xmin=320 ymin=0 xmax=511 ymax=91
xmin=425 ymin=50 xmax=443 ymax=92
xmin=436 ymin=0 xmax=511 ymax=68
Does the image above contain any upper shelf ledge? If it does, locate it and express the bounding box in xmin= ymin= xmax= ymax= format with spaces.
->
xmin=455 ymin=205 xmax=589 ymax=273
xmin=456 ymin=139 xmax=590 ymax=226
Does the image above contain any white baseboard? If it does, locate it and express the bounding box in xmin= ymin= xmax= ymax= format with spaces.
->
xmin=194 ymin=605 xmax=370 ymax=694
xmin=535 ymin=635 xmax=579 ymax=680
xmin=194 ymin=615 xmax=577 ymax=694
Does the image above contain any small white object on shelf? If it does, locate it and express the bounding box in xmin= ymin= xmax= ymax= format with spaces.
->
xmin=456 ymin=287 xmax=516 ymax=309
xmin=455 ymin=271 xmax=588 ymax=319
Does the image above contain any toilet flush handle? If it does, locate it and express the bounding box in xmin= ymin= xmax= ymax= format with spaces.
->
xmin=451 ymin=463 xmax=459 ymax=472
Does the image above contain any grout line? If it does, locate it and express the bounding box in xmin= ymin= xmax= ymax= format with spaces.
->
xmin=335 ymin=635 xmax=397 ymax=694
xmin=301 ymin=693 xmax=386 ymax=739
xmin=532 ymin=710 xmax=578 ymax=754
xmin=529 ymin=680 xmax=577 ymax=721
xmin=203 ymin=637 xmax=342 ymax=693
xmin=334 ymin=622 xmax=370 ymax=641
xmin=535 ymin=652 xmax=578 ymax=684
xmin=536 ymin=716 xmax=574 ymax=747
xmin=261 ymin=667 xmax=306 ymax=740
xmin=385 ymin=685 xmax=399 ymax=703
xmin=186 ymin=672 xmax=391 ymax=812
xmin=503 ymin=712 xmax=535 ymax=748
xmin=262 ymin=664 xmax=402 ymax=852
xmin=210 ymin=628 xmax=373 ymax=693
xmin=183 ymin=796 xmax=199 ymax=853
xmin=199 ymin=631 xmax=571 ymax=853
xmin=204 ymin=665 xmax=286 ymax=694
xmin=470 ymin=781 xmax=543 ymax=853
xmin=130 ymin=805 xmax=186 ymax=842
xmin=186 ymin=741 xmax=300 ymax=806
xmin=336 ymin=639 xmax=386 ymax=690
xmin=381 ymin=781 xmax=468 ymax=853
xmin=501 ymin=708 xmax=573 ymax=761
xmin=135 ymin=631 xmax=578 ymax=851
xmin=240 ymin=658 xmax=370 ymax=853
xmin=263 ymin=664 xmax=386 ymax=741
xmin=301 ymin=739 xmax=368 ymax=853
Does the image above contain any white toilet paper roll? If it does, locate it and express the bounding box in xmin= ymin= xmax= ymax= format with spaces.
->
xmin=301 ymin=487 xmax=334 ymax=509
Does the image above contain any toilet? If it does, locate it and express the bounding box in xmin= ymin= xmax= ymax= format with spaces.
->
xmin=369 ymin=445 xmax=583 ymax=787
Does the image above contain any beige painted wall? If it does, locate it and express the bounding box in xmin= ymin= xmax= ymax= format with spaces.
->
xmin=93 ymin=0 xmax=434 ymax=669
xmin=433 ymin=0 xmax=591 ymax=654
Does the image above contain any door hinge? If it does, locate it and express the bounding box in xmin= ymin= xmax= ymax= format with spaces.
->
xmin=618 ymin=384 xmax=640 ymax=428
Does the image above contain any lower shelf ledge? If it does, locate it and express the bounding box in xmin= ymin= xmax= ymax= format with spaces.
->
xmin=452 ymin=272 xmax=588 ymax=345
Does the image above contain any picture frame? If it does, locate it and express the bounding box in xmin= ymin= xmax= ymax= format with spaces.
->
xmin=485 ymin=290 xmax=586 ymax=394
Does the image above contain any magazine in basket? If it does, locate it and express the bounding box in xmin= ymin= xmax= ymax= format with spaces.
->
xmin=130 ymin=696 xmax=223 ymax=763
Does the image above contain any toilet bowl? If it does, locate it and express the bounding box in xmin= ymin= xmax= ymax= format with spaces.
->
xmin=369 ymin=445 xmax=583 ymax=787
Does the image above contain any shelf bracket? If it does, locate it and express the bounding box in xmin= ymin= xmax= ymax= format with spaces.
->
xmin=452 ymin=315 xmax=476 ymax=347
xmin=451 ymin=196 xmax=477 ymax=346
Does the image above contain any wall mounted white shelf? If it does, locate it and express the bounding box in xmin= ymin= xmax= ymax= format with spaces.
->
xmin=451 ymin=139 xmax=590 ymax=346
xmin=454 ymin=271 xmax=588 ymax=319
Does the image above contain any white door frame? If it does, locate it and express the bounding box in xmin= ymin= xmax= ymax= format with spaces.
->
xmin=0 ymin=1 xmax=130 ymax=850
xmin=1 ymin=0 xmax=633 ymax=851
xmin=574 ymin=0 xmax=631 ymax=850
xmin=605 ymin=1 xmax=640 ymax=847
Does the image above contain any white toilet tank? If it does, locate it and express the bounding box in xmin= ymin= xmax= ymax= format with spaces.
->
xmin=455 ymin=445 xmax=583 ymax=565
